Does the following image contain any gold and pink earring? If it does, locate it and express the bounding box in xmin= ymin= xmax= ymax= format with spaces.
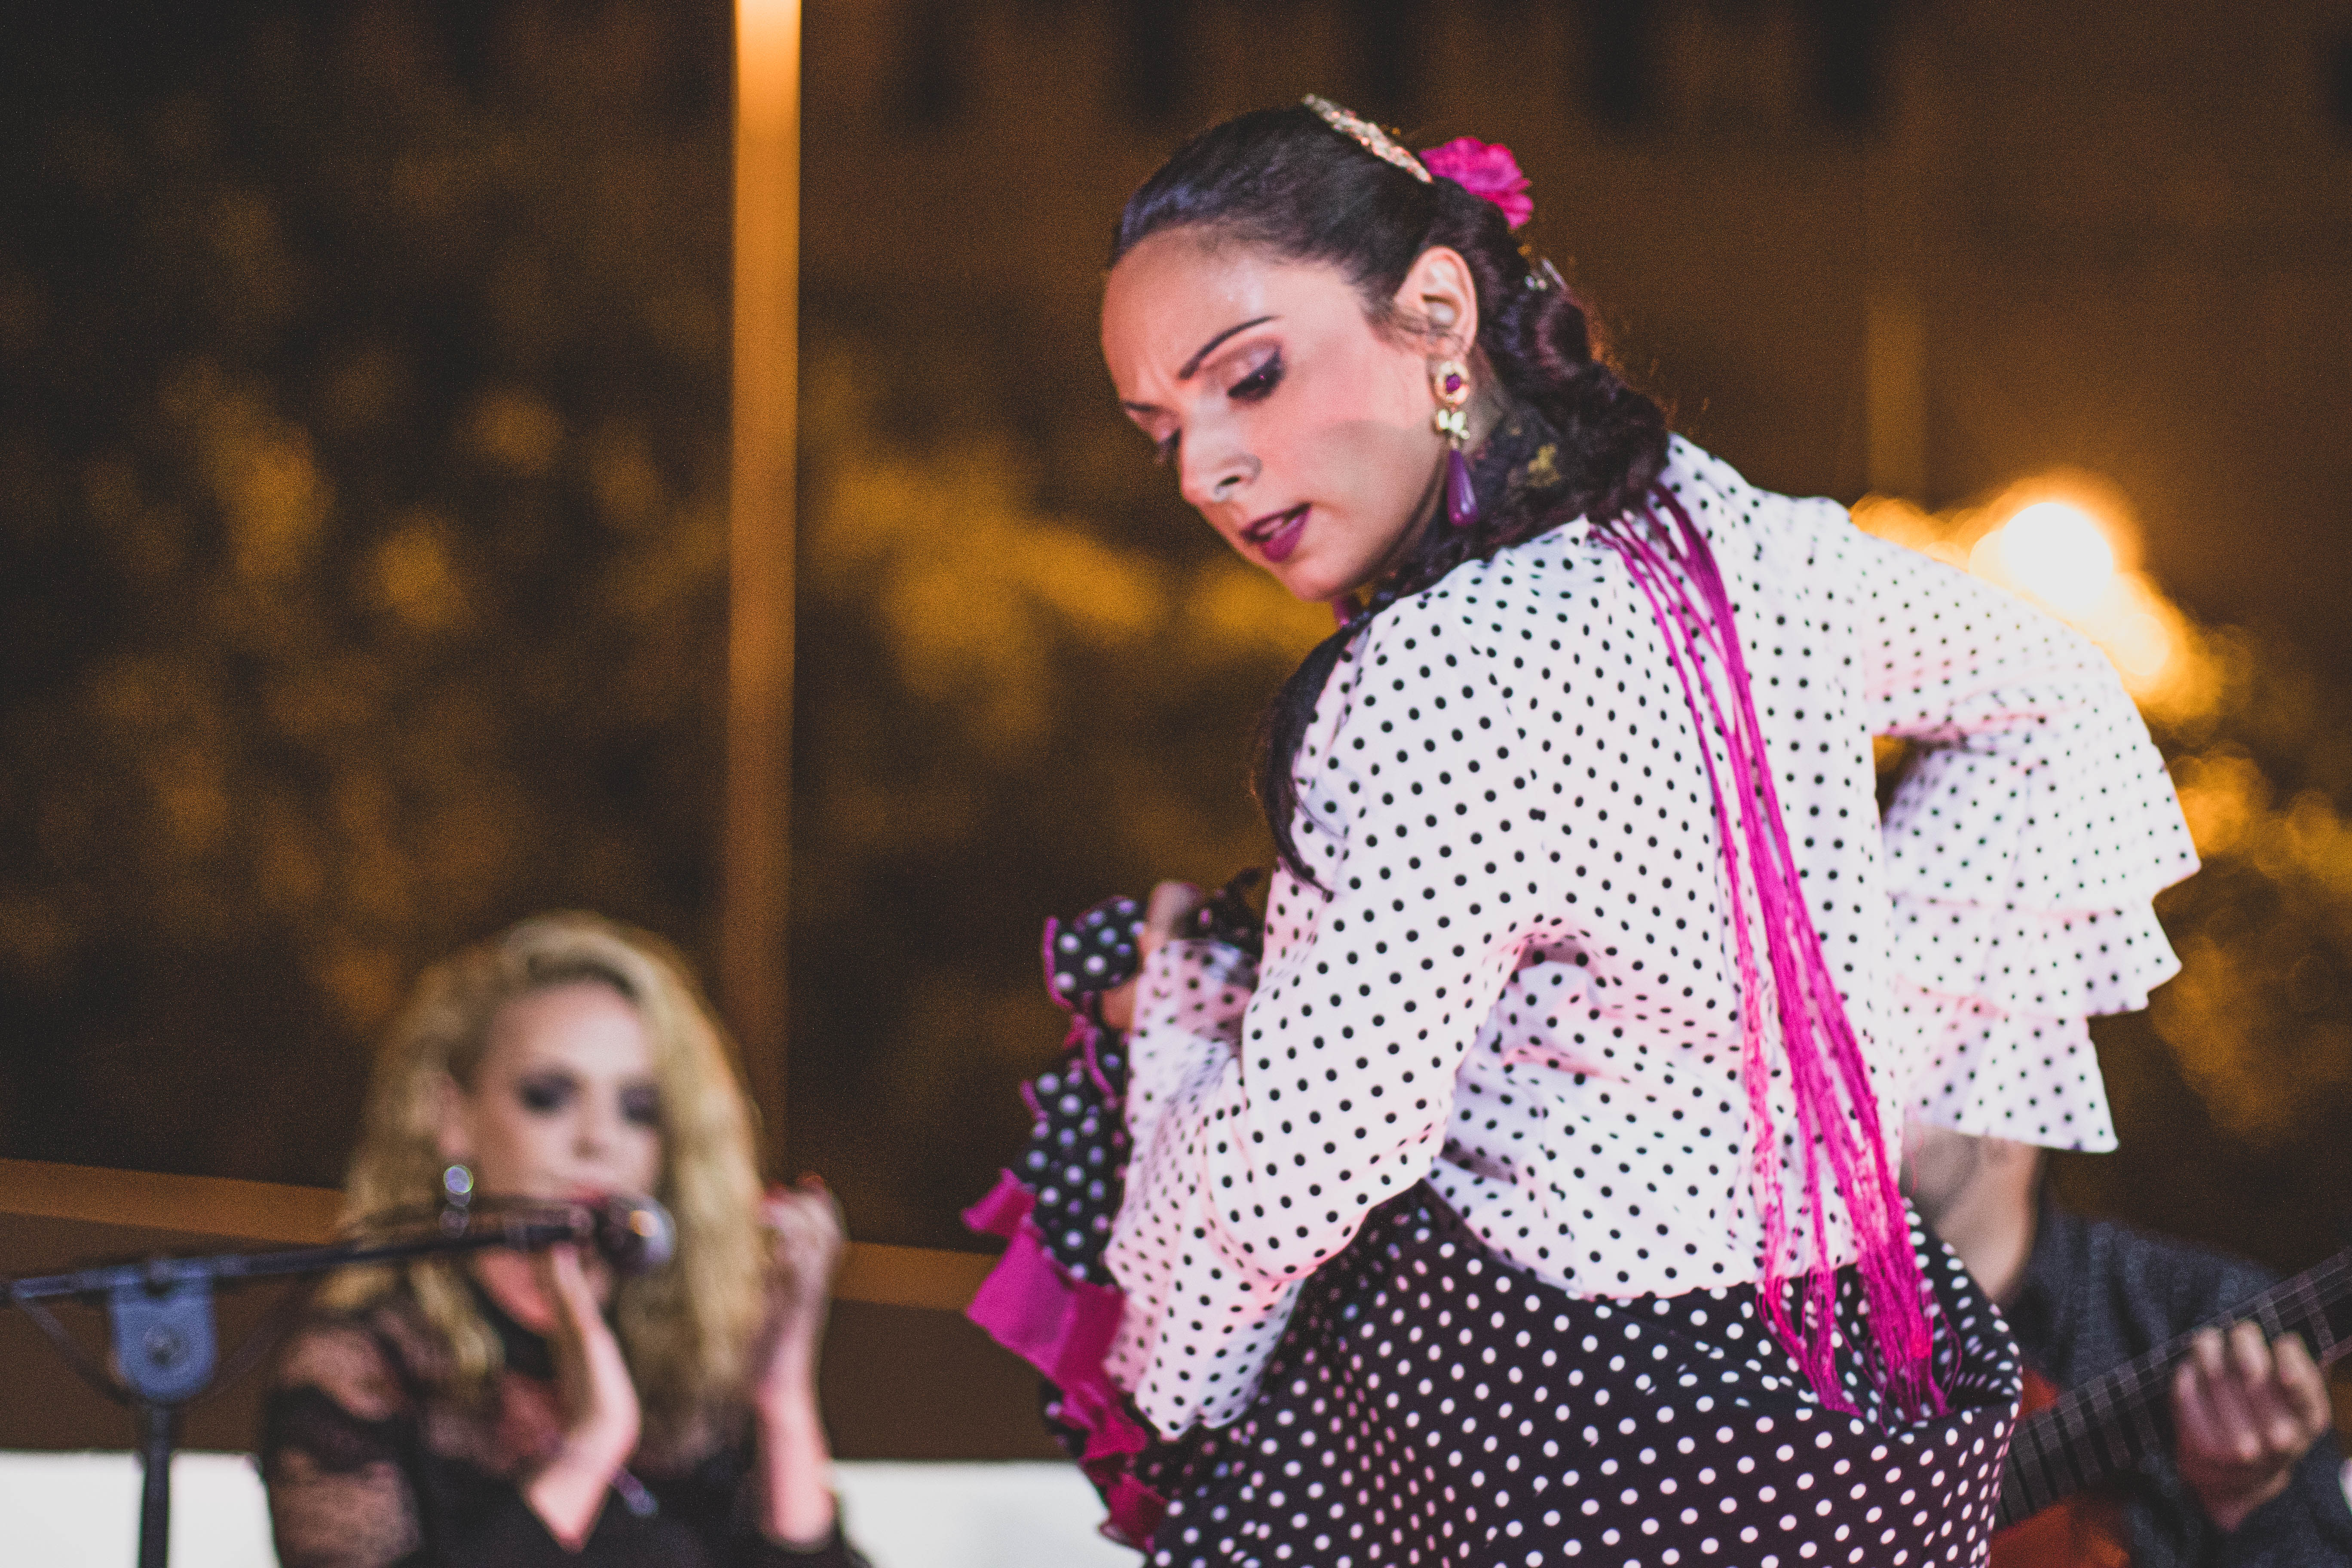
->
xmin=1432 ymin=360 xmax=1478 ymax=528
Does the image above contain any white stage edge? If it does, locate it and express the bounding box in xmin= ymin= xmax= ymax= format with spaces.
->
xmin=0 ymin=1452 xmax=1134 ymax=1567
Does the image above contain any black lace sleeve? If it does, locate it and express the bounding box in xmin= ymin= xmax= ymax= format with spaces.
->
xmin=265 ymin=1307 xmax=876 ymax=1568
xmin=262 ymin=1314 xmax=554 ymax=1568
xmin=642 ymin=1433 xmax=873 ymax=1568
xmin=261 ymin=1322 xmax=432 ymax=1568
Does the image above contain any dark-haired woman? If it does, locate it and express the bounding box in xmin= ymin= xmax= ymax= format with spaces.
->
xmin=984 ymin=99 xmax=2199 ymax=1566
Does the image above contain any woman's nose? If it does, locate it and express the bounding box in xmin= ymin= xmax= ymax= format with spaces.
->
xmin=573 ymin=1105 xmax=615 ymax=1159
xmin=1180 ymin=441 xmax=1260 ymax=511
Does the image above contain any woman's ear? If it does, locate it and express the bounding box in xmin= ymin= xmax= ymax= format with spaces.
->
xmin=1393 ymin=246 xmax=1480 ymax=359
xmin=431 ymin=1070 xmax=474 ymax=1167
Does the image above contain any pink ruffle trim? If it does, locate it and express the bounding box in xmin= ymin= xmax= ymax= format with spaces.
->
xmin=962 ymin=1170 xmax=1167 ymax=1547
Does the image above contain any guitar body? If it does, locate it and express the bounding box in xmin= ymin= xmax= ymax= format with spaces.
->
xmin=1991 ymin=1369 xmax=2132 ymax=1567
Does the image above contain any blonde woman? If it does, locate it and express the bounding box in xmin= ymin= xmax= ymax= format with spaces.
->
xmin=261 ymin=912 xmax=866 ymax=1567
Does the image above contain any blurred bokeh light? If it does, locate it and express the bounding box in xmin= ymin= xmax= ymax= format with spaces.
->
xmin=1975 ymin=499 xmax=2116 ymax=615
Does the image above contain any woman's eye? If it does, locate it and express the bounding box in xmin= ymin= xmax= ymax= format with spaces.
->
xmin=516 ymin=1075 xmax=576 ymax=1115
xmin=1228 ymin=354 xmax=1284 ymax=404
xmin=619 ymin=1085 xmax=662 ymax=1130
xmin=1153 ymin=431 xmax=1181 ymax=467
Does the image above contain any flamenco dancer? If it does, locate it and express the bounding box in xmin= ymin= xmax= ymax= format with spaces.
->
xmin=966 ymin=98 xmax=2198 ymax=1566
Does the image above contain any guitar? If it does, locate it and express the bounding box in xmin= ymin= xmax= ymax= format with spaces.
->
xmin=1994 ymin=1243 xmax=2352 ymax=1530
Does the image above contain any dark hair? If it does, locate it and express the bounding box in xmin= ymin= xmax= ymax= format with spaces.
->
xmin=1111 ymin=104 xmax=1671 ymax=888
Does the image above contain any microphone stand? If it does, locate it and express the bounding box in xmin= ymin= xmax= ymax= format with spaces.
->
xmin=6 ymin=1207 xmax=595 ymax=1568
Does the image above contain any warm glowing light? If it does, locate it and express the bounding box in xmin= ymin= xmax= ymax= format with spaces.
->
xmin=737 ymin=0 xmax=801 ymax=134
xmin=1981 ymin=500 xmax=2116 ymax=614
xmin=1855 ymin=481 xmax=2216 ymax=725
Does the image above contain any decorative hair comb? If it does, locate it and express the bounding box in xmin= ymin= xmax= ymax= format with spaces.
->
xmin=1303 ymin=95 xmax=1540 ymax=239
xmin=1302 ymin=95 xmax=1431 ymax=183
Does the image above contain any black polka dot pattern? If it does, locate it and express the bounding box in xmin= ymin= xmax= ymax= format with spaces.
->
xmin=1047 ymin=896 xmax=1148 ymax=1011
xmin=1019 ymin=1019 xmax=1136 ymax=1465
xmin=1101 ymin=440 xmax=2195 ymax=1435
xmin=1017 ymin=883 xmax=1270 ymax=1468
xmin=1133 ymin=1187 xmax=2021 ymax=1567
xmin=1022 ymin=1037 xmax=1130 ymax=1287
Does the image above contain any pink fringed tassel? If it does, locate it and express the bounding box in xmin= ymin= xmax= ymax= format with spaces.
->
xmin=1596 ymin=492 xmax=1943 ymax=1420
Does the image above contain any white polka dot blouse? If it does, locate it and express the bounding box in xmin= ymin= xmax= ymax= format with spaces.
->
xmin=1103 ymin=438 xmax=2198 ymax=1434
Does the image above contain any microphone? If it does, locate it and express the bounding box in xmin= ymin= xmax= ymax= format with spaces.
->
xmin=423 ymin=1193 xmax=677 ymax=1277
xmin=584 ymin=1194 xmax=677 ymax=1276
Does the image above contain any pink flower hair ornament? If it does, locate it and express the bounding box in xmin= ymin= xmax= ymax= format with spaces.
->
xmin=1419 ymin=137 xmax=1534 ymax=230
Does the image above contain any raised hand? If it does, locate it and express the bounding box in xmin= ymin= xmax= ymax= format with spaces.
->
xmin=754 ymin=1176 xmax=847 ymax=1398
xmin=1099 ymin=880 xmax=1207 ymax=1029
xmin=523 ymin=1242 xmax=643 ymax=1547
xmin=750 ymin=1175 xmax=848 ymax=1547
xmin=2171 ymin=1320 xmax=2334 ymax=1531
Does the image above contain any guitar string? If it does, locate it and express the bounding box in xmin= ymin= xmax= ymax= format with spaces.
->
xmin=1999 ymin=1246 xmax=2352 ymax=1520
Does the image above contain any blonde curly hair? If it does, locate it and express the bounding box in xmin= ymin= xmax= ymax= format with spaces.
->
xmin=326 ymin=912 xmax=770 ymax=1446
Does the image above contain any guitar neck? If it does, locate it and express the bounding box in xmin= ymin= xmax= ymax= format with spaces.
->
xmin=1996 ymin=1245 xmax=2352 ymax=1529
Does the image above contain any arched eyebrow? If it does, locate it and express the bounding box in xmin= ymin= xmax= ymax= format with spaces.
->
xmin=1121 ymin=315 xmax=1279 ymax=412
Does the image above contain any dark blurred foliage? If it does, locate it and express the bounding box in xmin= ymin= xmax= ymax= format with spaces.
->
xmin=789 ymin=322 xmax=1324 ymax=1241
xmin=0 ymin=1 xmax=738 ymax=1186
xmin=0 ymin=0 xmax=1320 ymax=1246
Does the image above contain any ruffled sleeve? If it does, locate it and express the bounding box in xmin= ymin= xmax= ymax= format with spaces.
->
xmin=1853 ymin=527 xmax=2199 ymax=1148
xmin=1121 ymin=936 xmax=1257 ymax=1182
xmin=1102 ymin=591 xmax=1540 ymax=1434
xmin=1102 ymin=932 xmax=1292 ymax=1434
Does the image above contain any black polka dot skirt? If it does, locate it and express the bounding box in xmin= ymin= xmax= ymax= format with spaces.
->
xmin=1130 ymin=1187 xmax=2020 ymax=1568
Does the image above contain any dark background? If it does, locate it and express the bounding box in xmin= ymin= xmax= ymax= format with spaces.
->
xmin=3 ymin=0 xmax=2351 ymax=1308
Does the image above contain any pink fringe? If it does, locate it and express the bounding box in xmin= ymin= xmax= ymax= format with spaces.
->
xmin=962 ymin=1171 xmax=1167 ymax=1546
xmin=1595 ymin=493 xmax=1943 ymax=1420
xmin=1078 ymin=1020 xmax=1118 ymax=1102
xmin=1038 ymin=915 xmax=1067 ymax=1006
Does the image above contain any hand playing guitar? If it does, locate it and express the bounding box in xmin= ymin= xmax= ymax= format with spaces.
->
xmin=2171 ymin=1320 xmax=2334 ymax=1531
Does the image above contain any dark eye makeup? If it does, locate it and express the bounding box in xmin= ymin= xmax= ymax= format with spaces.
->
xmin=1227 ymin=351 xmax=1284 ymax=403
xmin=512 ymin=1072 xmax=659 ymax=1131
xmin=516 ymin=1072 xmax=578 ymax=1115
xmin=1147 ymin=349 xmax=1283 ymax=468
xmin=619 ymin=1083 xmax=662 ymax=1130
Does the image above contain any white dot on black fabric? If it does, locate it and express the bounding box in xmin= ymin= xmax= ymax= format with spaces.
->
xmin=1134 ymin=1198 xmax=2013 ymax=1568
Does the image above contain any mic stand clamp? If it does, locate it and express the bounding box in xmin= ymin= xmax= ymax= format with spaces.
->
xmin=113 ymin=1266 xmax=219 ymax=1568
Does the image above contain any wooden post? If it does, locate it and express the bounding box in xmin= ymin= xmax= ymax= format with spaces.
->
xmin=727 ymin=0 xmax=799 ymax=1168
xmin=1863 ymin=19 xmax=1932 ymax=502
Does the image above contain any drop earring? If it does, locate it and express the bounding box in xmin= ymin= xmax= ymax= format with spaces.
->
xmin=1431 ymin=360 xmax=1478 ymax=529
xmin=440 ymin=1162 xmax=475 ymax=1232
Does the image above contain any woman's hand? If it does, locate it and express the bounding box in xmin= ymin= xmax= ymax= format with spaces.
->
xmin=1098 ymin=881 xmax=1207 ymax=1029
xmin=751 ymin=1176 xmax=847 ymax=1546
xmin=753 ymin=1176 xmax=847 ymax=1403
xmin=522 ymin=1243 xmax=642 ymax=1548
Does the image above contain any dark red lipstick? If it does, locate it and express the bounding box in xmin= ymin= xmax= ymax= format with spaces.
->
xmin=1244 ymin=504 xmax=1310 ymax=564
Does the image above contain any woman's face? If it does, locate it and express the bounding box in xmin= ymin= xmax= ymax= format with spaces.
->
xmin=437 ymin=981 xmax=664 ymax=1205
xmin=1102 ymin=232 xmax=1461 ymax=604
